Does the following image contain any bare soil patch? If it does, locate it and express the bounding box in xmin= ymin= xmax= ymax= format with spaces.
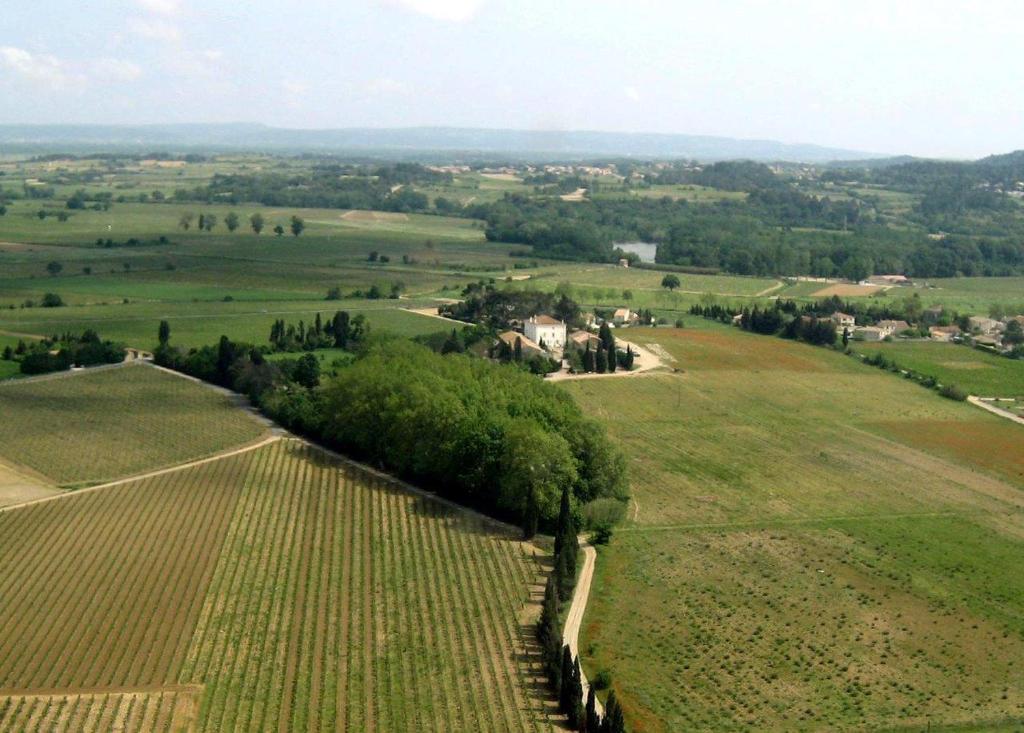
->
xmin=811 ymin=283 xmax=885 ymax=297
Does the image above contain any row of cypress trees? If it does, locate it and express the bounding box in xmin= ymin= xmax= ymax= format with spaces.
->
xmin=536 ymin=487 xmax=627 ymax=732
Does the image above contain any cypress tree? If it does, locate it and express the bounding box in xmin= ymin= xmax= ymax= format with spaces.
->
xmin=595 ymin=348 xmax=608 ymax=374
xmin=157 ymin=320 xmax=170 ymax=346
xmin=569 ymin=656 xmax=585 ymax=728
xmin=598 ymin=322 xmax=613 ymax=351
xmin=585 ymin=686 xmax=600 ymax=733
xmin=314 ymin=312 xmax=322 ymax=336
xmin=332 ymin=311 xmax=350 ymax=348
xmin=514 ymin=336 xmax=523 ymax=362
xmin=557 ymin=543 xmax=576 ymax=602
xmin=603 ymin=690 xmax=625 ymax=733
xmin=584 ymin=343 xmax=596 ymax=372
xmin=554 ymin=486 xmax=572 ymax=557
xmin=560 ymin=645 xmax=574 ymax=713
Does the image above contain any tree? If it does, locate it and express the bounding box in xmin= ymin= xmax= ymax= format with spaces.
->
xmin=179 ymin=213 xmax=194 ymax=230
xmin=661 ymin=274 xmax=680 ymax=291
xmin=46 ymin=261 xmax=62 ymax=277
xmin=595 ymin=348 xmax=608 ymax=374
xmin=602 ymin=690 xmax=625 ymax=733
xmin=202 ymin=214 xmax=217 ymax=232
xmin=290 ymin=215 xmax=305 ymax=237
xmin=498 ymin=420 xmax=578 ymax=528
xmin=41 ymin=293 xmax=64 ymax=308
xmin=331 ymin=311 xmax=350 ymax=348
xmin=1004 ymin=319 xmax=1024 ymax=346
xmin=158 ymin=320 xmax=171 ymax=346
xmin=273 ymin=224 xmax=285 ymax=236
xmin=514 ymin=336 xmax=523 ymax=363
xmin=585 ymin=687 xmax=600 ymax=733
xmin=224 ymin=212 xmax=240 ymax=232
xmin=842 ymin=327 xmax=850 ymax=348
xmin=250 ymin=212 xmax=265 ymax=235
xmin=292 ymin=353 xmax=321 ymax=388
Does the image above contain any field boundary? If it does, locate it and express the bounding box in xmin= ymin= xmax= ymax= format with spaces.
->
xmin=968 ymin=395 xmax=1024 ymax=426
xmin=0 ymin=435 xmax=280 ymax=514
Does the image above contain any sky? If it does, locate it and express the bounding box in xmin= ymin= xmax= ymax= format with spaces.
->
xmin=0 ymin=0 xmax=1021 ymax=158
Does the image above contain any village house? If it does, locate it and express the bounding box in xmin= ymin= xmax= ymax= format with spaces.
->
xmin=569 ymin=330 xmax=602 ymax=351
xmin=830 ymin=312 xmax=856 ymax=328
xmin=612 ymin=308 xmax=639 ymax=327
xmin=523 ymin=315 xmax=567 ymax=354
xmin=854 ymin=326 xmax=886 ymax=341
xmin=495 ymin=330 xmax=545 ymax=359
xmin=968 ymin=316 xmax=1004 ymax=335
xmin=877 ymin=319 xmax=912 ymax=336
xmin=929 ymin=325 xmax=961 ymax=342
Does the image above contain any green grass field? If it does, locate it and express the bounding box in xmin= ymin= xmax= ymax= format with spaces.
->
xmin=0 ymin=363 xmax=266 ymax=486
xmin=566 ymin=324 xmax=1024 ymax=731
xmin=855 ymin=340 xmax=1024 ymax=397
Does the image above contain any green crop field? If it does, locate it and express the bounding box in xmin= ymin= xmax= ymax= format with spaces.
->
xmin=855 ymin=340 xmax=1024 ymax=397
xmin=565 ymin=323 xmax=1024 ymax=731
xmin=0 ymin=438 xmax=556 ymax=732
xmin=0 ymin=364 xmax=266 ymax=486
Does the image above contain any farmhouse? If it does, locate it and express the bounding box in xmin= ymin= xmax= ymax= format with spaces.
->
xmin=523 ymin=315 xmax=567 ymax=353
xmin=968 ymin=316 xmax=1004 ymax=335
xmin=929 ymin=325 xmax=961 ymax=342
xmin=877 ymin=319 xmax=912 ymax=335
xmin=830 ymin=312 xmax=856 ymax=328
xmin=569 ymin=330 xmax=602 ymax=350
xmin=854 ymin=326 xmax=886 ymax=341
xmin=495 ymin=330 xmax=545 ymax=359
xmin=612 ymin=308 xmax=639 ymax=326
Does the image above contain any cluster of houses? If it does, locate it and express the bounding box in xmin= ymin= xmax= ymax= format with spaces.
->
xmin=830 ymin=309 xmax=1024 ymax=352
xmin=494 ymin=308 xmax=641 ymax=363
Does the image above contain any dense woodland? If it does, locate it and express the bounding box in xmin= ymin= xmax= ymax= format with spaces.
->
xmin=154 ymin=322 xmax=628 ymax=532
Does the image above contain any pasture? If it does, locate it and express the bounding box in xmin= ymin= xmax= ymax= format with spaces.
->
xmin=855 ymin=340 xmax=1024 ymax=397
xmin=566 ymin=323 xmax=1024 ymax=731
xmin=0 ymin=438 xmax=556 ymax=732
xmin=0 ymin=364 xmax=266 ymax=486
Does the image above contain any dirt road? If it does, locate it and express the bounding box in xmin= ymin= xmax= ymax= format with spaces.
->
xmin=563 ymin=540 xmax=603 ymax=716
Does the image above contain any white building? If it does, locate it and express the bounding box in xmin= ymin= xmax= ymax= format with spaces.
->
xmin=830 ymin=312 xmax=856 ymax=328
xmin=524 ymin=315 xmax=567 ymax=354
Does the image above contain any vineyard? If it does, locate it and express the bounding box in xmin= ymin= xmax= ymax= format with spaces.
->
xmin=0 ymin=364 xmax=266 ymax=486
xmin=0 ymin=438 xmax=557 ymax=732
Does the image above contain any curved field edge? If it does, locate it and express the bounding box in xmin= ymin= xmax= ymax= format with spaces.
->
xmin=0 ymin=363 xmax=267 ymax=486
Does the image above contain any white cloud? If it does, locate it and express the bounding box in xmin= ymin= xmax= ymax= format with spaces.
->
xmin=387 ymin=0 xmax=483 ymax=22
xmin=92 ymin=58 xmax=143 ymax=82
xmin=366 ymin=77 xmax=409 ymax=95
xmin=127 ymin=16 xmax=181 ymax=42
xmin=0 ymin=46 xmax=72 ymax=89
xmin=624 ymin=86 xmax=640 ymax=102
xmin=134 ymin=0 xmax=183 ymax=16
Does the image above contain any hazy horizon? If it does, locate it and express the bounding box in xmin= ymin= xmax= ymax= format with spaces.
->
xmin=2 ymin=0 xmax=1021 ymax=159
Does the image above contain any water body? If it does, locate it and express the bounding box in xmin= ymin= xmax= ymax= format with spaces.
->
xmin=616 ymin=242 xmax=657 ymax=263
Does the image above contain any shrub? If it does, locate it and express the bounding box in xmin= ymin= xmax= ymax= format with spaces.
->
xmin=939 ymin=383 xmax=968 ymax=402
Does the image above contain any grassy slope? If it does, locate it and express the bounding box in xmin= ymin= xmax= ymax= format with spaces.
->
xmin=855 ymin=340 xmax=1024 ymax=397
xmin=0 ymin=363 xmax=266 ymax=485
xmin=567 ymin=322 xmax=1024 ymax=731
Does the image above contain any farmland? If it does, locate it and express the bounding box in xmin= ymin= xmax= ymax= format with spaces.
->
xmin=0 ymin=364 xmax=266 ymax=486
xmin=854 ymin=340 xmax=1024 ymax=397
xmin=0 ymin=438 xmax=556 ymax=732
xmin=566 ymin=322 xmax=1024 ymax=731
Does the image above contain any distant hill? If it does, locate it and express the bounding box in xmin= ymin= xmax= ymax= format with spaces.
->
xmin=0 ymin=123 xmax=880 ymax=163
